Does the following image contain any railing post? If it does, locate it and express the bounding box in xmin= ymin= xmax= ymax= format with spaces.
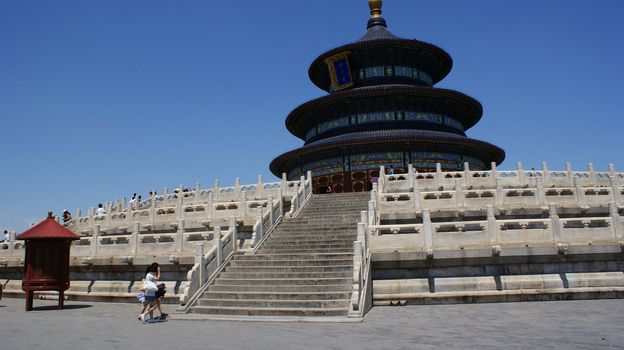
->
xmin=279 ymin=190 xmax=284 ymax=216
xmin=234 ymin=177 xmax=241 ymax=198
xmin=230 ymin=216 xmax=238 ymax=253
xmin=176 ymin=195 xmax=183 ymax=220
xmin=517 ymin=162 xmax=525 ymax=187
xmin=291 ymin=183 xmax=299 ymax=214
xmin=239 ymin=191 xmax=247 ymax=219
xmin=175 ymin=219 xmax=185 ymax=253
xmin=91 ymin=225 xmax=100 ymax=256
xmin=549 ymin=204 xmax=562 ymax=242
xmin=299 ymin=175 xmax=306 ymax=199
xmin=267 ymin=195 xmax=274 ymax=225
xmin=435 ymin=163 xmax=443 ymax=188
xmin=490 ymin=162 xmax=498 ymax=187
xmin=307 ymin=171 xmax=313 ymax=197
xmin=588 ymin=163 xmax=596 ymax=186
xmin=215 ymin=226 xmax=223 ymax=265
xmin=253 ymin=207 xmax=263 ymax=246
xmin=126 ymin=204 xmax=133 ymax=227
xmin=495 ymin=178 xmax=504 ymax=207
xmin=455 ymin=178 xmax=464 ymax=209
xmin=423 ymin=209 xmax=433 ymax=249
xmin=609 ymin=163 xmax=616 ymax=177
xmin=213 ymin=179 xmax=220 ymax=202
xmin=573 ymin=177 xmax=587 ymax=207
xmin=407 ymin=164 xmax=414 ymax=183
xmin=536 ymin=176 xmax=546 ymax=207
xmin=360 ymin=211 xmax=367 ymax=226
xmin=412 ymin=181 xmax=421 ymax=211
xmin=206 ymin=192 xmax=213 ymax=220
xmin=88 ymin=208 xmax=94 ymax=230
xmin=192 ymin=182 xmax=200 ymax=205
xmin=195 ymin=243 xmax=205 ymax=285
xmin=163 ymin=187 xmax=169 ymax=205
xmin=542 ymin=161 xmax=549 ymax=185
xmin=565 ymin=162 xmax=573 ymax=186
xmin=257 ymin=175 xmax=264 ymax=199
xmin=463 ymin=162 xmax=470 ymax=187
xmin=610 ymin=176 xmax=621 ymax=206
xmin=131 ymin=222 xmax=140 ymax=255
xmin=281 ymin=173 xmax=287 ymax=193
xmin=608 ymin=202 xmax=623 ymax=238
xmin=368 ymin=200 xmax=375 ymax=228
xmin=487 ymin=205 xmax=497 ymax=243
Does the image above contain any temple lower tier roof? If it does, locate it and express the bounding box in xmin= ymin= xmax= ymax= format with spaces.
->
xmin=270 ymin=129 xmax=505 ymax=178
xmin=285 ymin=85 xmax=483 ymax=140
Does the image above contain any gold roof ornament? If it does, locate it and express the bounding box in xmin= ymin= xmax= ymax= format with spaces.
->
xmin=369 ymin=0 xmax=383 ymax=18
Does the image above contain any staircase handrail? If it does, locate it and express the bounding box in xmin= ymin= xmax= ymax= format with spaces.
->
xmin=349 ymin=205 xmax=374 ymax=317
xmin=286 ymin=171 xmax=313 ymax=218
xmin=250 ymin=192 xmax=285 ymax=252
xmin=178 ymin=216 xmax=238 ymax=309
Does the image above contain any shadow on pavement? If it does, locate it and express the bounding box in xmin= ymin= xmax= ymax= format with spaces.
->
xmin=31 ymin=304 xmax=93 ymax=311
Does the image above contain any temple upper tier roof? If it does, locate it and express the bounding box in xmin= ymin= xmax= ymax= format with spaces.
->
xmin=308 ymin=2 xmax=452 ymax=93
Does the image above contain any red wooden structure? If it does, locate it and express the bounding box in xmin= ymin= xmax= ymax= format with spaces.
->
xmin=17 ymin=212 xmax=79 ymax=311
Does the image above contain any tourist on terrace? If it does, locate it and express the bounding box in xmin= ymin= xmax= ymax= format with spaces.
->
xmin=95 ymin=204 xmax=106 ymax=216
xmin=1 ymin=230 xmax=6 ymax=242
xmin=62 ymin=209 xmax=72 ymax=223
xmin=129 ymin=194 xmax=138 ymax=210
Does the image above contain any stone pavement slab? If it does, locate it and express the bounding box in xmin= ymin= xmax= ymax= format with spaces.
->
xmin=0 ymin=297 xmax=622 ymax=350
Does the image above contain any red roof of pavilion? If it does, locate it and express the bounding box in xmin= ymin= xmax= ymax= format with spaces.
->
xmin=17 ymin=214 xmax=80 ymax=240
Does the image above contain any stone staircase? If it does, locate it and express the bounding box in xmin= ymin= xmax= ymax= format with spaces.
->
xmin=189 ymin=192 xmax=370 ymax=317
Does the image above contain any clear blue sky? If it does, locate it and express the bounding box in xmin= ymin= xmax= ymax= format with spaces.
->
xmin=1 ymin=0 xmax=623 ymax=231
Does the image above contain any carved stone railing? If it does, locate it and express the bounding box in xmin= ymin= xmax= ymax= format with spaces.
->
xmin=378 ymin=162 xmax=623 ymax=194
xmin=63 ymin=174 xmax=302 ymax=232
xmin=349 ymin=187 xmax=376 ymax=317
xmin=179 ymin=217 xmax=238 ymax=307
xmin=369 ymin=164 xmax=624 ymax=254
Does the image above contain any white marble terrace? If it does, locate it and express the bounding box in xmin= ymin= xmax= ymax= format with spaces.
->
xmin=0 ymin=173 xmax=313 ymax=262
xmin=349 ymin=162 xmax=624 ymax=314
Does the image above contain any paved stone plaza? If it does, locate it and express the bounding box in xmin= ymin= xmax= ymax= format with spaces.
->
xmin=0 ymin=297 xmax=622 ymax=349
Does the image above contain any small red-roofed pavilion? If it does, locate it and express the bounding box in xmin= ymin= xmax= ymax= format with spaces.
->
xmin=17 ymin=212 xmax=80 ymax=311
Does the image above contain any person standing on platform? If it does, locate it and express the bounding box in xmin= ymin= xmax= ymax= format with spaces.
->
xmin=62 ymin=209 xmax=72 ymax=223
xmin=95 ymin=204 xmax=106 ymax=216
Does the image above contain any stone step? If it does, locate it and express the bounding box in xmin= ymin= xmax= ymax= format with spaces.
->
xmin=195 ymin=298 xmax=351 ymax=309
xmin=208 ymin=284 xmax=351 ymax=292
xmin=266 ymin=237 xmax=356 ymax=244
xmin=236 ymin=253 xmax=353 ymax=260
xmin=214 ymin=277 xmax=352 ymax=286
xmin=229 ymin=259 xmax=352 ymax=267
xmin=275 ymin=224 xmax=358 ymax=229
xmin=257 ymin=248 xmax=354 ymax=254
xmin=202 ymin=290 xmax=352 ymax=300
xmin=224 ymin=265 xmax=353 ymax=273
xmin=259 ymin=243 xmax=355 ymax=249
xmin=268 ymin=234 xmax=356 ymax=240
xmin=219 ymin=271 xmax=352 ymax=279
xmin=190 ymin=305 xmax=348 ymax=317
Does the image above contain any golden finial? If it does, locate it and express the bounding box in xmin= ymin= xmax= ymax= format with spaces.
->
xmin=369 ymin=0 xmax=382 ymax=18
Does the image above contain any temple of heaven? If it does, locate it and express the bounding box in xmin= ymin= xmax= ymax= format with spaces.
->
xmin=270 ymin=0 xmax=505 ymax=194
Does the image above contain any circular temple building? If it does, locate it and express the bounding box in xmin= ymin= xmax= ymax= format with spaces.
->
xmin=270 ymin=1 xmax=505 ymax=194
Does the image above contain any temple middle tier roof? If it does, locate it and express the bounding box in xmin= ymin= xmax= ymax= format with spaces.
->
xmin=285 ymin=85 xmax=483 ymax=141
